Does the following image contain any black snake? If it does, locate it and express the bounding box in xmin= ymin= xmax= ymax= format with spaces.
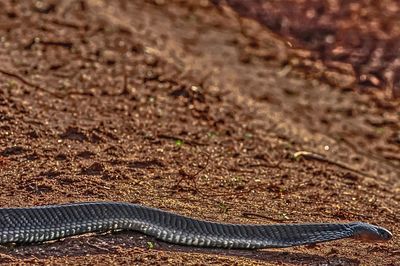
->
xmin=0 ymin=202 xmax=392 ymax=249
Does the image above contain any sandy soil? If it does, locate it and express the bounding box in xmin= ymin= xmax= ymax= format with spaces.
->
xmin=0 ymin=1 xmax=399 ymax=265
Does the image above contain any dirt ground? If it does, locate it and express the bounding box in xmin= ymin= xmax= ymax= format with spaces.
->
xmin=220 ymin=0 xmax=400 ymax=97
xmin=0 ymin=1 xmax=399 ymax=265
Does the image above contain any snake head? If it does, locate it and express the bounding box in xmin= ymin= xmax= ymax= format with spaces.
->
xmin=351 ymin=223 xmax=392 ymax=242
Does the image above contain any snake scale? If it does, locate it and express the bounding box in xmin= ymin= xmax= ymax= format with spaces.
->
xmin=0 ymin=202 xmax=392 ymax=249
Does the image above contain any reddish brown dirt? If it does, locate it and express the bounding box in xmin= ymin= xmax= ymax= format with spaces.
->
xmin=0 ymin=1 xmax=399 ymax=265
xmin=219 ymin=0 xmax=400 ymax=97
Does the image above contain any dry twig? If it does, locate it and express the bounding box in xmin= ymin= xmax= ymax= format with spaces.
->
xmin=293 ymin=150 xmax=378 ymax=179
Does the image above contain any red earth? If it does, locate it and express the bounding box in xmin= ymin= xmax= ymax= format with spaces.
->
xmin=220 ymin=0 xmax=400 ymax=98
xmin=0 ymin=1 xmax=399 ymax=265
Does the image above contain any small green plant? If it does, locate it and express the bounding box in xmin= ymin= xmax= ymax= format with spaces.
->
xmin=244 ymin=133 xmax=253 ymax=139
xmin=218 ymin=202 xmax=229 ymax=213
xmin=281 ymin=213 xmax=290 ymax=220
xmin=207 ymin=132 xmax=216 ymax=138
xmin=231 ymin=176 xmax=242 ymax=183
xmin=147 ymin=241 xmax=155 ymax=249
xmin=175 ymin=139 xmax=184 ymax=147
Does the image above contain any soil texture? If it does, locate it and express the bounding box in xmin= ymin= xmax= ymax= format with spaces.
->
xmin=0 ymin=1 xmax=399 ymax=265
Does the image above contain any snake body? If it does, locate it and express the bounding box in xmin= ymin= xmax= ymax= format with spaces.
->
xmin=0 ymin=202 xmax=392 ymax=248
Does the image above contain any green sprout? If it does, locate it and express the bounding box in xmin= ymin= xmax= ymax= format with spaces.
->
xmin=244 ymin=133 xmax=253 ymax=139
xmin=175 ymin=139 xmax=184 ymax=147
xmin=218 ymin=202 xmax=228 ymax=213
xmin=207 ymin=132 xmax=216 ymax=138
xmin=147 ymin=241 xmax=155 ymax=249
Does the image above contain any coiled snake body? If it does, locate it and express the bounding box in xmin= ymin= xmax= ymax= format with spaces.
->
xmin=0 ymin=202 xmax=392 ymax=249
